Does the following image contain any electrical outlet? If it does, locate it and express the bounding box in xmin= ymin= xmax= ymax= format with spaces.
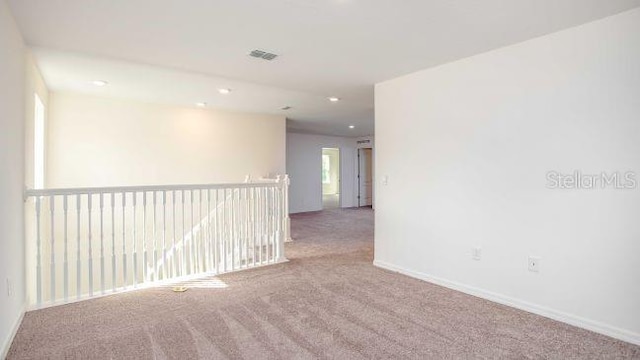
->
xmin=528 ymin=256 xmax=540 ymax=272
xmin=382 ymin=175 xmax=389 ymax=186
xmin=472 ymin=247 xmax=482 ymax=260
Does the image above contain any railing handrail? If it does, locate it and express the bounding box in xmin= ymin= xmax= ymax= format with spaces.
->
xmin=25 ymin=181 xmax=283 ymax=198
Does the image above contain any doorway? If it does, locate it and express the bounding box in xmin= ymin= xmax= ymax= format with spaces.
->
xmin=358 ymin=148 xmax=373 ymax=207
xmin=322 ymin=148 xmax=340 ymax=209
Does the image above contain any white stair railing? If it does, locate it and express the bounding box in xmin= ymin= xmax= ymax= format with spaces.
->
xmin=24 ymin=175 xmax=290 ymax=309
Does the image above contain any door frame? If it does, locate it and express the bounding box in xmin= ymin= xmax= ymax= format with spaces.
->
xmin=357 ymin=147 xmax=373 ymax=207
xmin=321 ymin=147 xmax=342 ymax=209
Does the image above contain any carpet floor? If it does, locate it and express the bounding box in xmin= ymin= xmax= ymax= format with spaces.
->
xmin=8 ymin=208 xmax=640 ymax=359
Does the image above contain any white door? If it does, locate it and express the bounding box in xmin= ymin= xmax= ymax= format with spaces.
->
xmin=358 ymin=148 xmax=373 ymax=206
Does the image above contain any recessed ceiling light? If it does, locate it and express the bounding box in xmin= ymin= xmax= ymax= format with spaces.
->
xmin=349 ymin=125 xmax=355 ymax=129
xmin=196 ymin=102 xmax=207 ymax=107
xmin=281 ymin=106 xmax=292 ymax=110
xmin=328 ymin=97 xmax=340 ymax=102
xmin=91 ymin=80 xmax=108 ymax=87
xmin=218 ymin=88 xmax=231 ymax=94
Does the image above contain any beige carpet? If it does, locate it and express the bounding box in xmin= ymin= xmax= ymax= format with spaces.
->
xmin=8 ymin=208 xmax=640 ymax=359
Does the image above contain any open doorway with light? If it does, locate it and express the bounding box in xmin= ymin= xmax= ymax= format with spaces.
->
xmin=322 ymin=148 xmax=340 ymax=209
xmin=358 ymin=148 xmax=373 ymax=207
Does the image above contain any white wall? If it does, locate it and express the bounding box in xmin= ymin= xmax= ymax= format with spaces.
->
xmin=47 ymin=93 xmax=286 ymax=188
xmin=287 ymin=132 xmax=362 ymax=213
xmin=0 ymin=1 xmax=26 ymax=355
xmin=375 ymin=8 xmax=640 ymax=345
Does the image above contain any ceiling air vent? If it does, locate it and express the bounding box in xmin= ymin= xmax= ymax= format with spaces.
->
xmin=249 ymin=49 xmax=279 ymax=61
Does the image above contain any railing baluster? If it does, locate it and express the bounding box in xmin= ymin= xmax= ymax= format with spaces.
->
xmin=49 ymin=195 xmax=56 ymax=303
xmin=264 ymin=186 xmax=269 ymax=263
xmin=231 ymin=189 xmax=242 ymax=270
xmin=194 ymin=190 xmax=199 ymax=273
xmin=111 ymin=193 xmax=116 ymax=292
xmin=190 ymin=189 xmax=195 ymax=275
xmin=231 ymin=189 xmax=237 ymax=271
xmin=273 ymin=186 xmax=277 ymax=263
xmin=272 ymin=186 xmax=280 ymax=263
xmin=283 ymin=175 xmax=291 ymax=243
xmin=99 ymin=193 xmax=105 ymax=294
xmin=87 ymin=194 xmax=93 ymax=297
xmin=216 ymin=189 xmax=220 ymax=272
xmin=207 ymin=189 xmax=212 ymax=272
xmin=198 ymin=191 xmax=202 ymax=272
xmin=239 ymin=189 xmax=243 ymax=267
xmin=222 ymin=189 xmax=227 ymax=272
xmin=152 ymin=191 xmax=157 ymax=282
xmin=229 ymin=188 xmax=233 ymax=270
xmin=63 ymin=195 xmax=69 ymax=301
xmin=181 ymin=190 xmax=186 ymax=277
xmin=260 ymin=187 xmax=264 ymax=264
xmin=251 ymin=187 xmax=257 ymax=267
xmin=132 ymin=192 xmax=137 ymax=287
xmin=76 ymin=195 xmax=81 ymax=299
xmin=258 ymin=187 xmax=264 ymax=265
xmin=213 ymin=189 xmax=219 ymax=273
xmin=221 ymin=188 xmax=225 ymax=271
xmin=142 ymin=192 xmax=147 ymax=282
xmin=263 ymin=187 xmax=268 ymax=264
xmin=241 ymin=188 xmax=245 ymax=268
xmin=252 ymin=187 xmax=256 ymax=267
xmin=227 ymin=188 xmax=231 ymax=271
xmin=239 ymin=188 xmax=244 ymax=268
xmin=278 ymin=183 xmax=288 ymax=261
xmin=199 ymin=189 xmax=205 ymax=273
xmin=278 ymin=182 xmax=284 ymax=260
xmin=274 ymin=185 xmax=279 ymax=262
xmin=235 ymin=189 xmax=240 ymax=269
xmin=239 ymin=188 xmax=243 ymax=268
xmin=248 ymin=187 xmax=253 ymax=267
xmin=193 ymin=190 xmax=198 ymax=273
xmin=162 ymin=191 xmax=167 ymax=280
xmin=244 ymin=188 xmax=249 ymax=268
xmin=35 ymin=196 xmax=42 ymax=306
xmin=122 ymin=192 xmax=127 ymax=288
xmin=253 ymin=188 xmax=257 ymax=265
xmin=274 ymin=186 xmax=278 ymax=262
xmin=264 ymin=186 xmax=269 ymax=264
xmin=172 ymin=190 xmax=177 ymax=278
xmin=268 ymin=186 xmax=273 ymax=264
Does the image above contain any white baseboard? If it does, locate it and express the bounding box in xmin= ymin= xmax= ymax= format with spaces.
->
xmin=373 ymin=260 xmax=640 ymax=346
xmin=1 ymin=306 xmax=25 ymax=359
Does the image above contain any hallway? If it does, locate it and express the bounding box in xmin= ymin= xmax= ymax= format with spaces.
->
xmin=8 ymin=208 xmax=639 ymax=359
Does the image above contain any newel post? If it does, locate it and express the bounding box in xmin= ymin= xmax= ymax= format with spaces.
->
xmin=282 ymin=174 xmax=292 ymax=243
xmin=274 ymin=175 xmax=289 ymax=262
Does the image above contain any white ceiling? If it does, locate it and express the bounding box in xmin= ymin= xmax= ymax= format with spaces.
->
xmin=9 ymin=0 xmax=640 ymax=137
xmin=30 ymin=48 xmax=374 ymax=136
